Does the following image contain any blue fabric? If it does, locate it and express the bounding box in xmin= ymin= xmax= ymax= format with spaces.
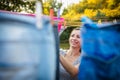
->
xmin=0 ymin=11 xmax=56 ymax=80
xmin=53 ymin=24 xmax=59 ymax=80
xmin=78 ymin=17 xmax=120 ymax=80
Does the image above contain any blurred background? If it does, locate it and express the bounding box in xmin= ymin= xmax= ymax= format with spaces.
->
xmin=0 ymin=0 xmax=120 ymax=49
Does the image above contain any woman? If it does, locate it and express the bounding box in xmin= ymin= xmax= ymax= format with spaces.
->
xmin=59 ymin=28 xmax=81 ymax=80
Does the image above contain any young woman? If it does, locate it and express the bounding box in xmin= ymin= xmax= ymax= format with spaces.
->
xmin=59 ymin=28 xmax=81 ymax=80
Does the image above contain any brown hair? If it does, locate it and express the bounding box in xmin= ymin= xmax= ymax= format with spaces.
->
xmin=73 ymin=27 xmax=80 ymax=30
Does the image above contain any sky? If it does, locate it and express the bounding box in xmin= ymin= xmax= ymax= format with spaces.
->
xmin=56 ymin=0 xmax=81 ymax=14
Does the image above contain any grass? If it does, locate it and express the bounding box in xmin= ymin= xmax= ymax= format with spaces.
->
xmin=60 ymin=42 xmax=69 ymax=49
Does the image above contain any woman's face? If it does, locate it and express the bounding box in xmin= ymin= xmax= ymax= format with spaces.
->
xmin=69 ymin=29 xmax=81 ymax=48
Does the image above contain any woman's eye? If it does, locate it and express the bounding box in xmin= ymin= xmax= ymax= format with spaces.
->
xmin=71 ymin=34 xmax=74 ymax=37
xmin=77 ymin=35 xmax=80 ymax=38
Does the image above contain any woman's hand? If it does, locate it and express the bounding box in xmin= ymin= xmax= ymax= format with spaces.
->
xmin=59 ymin=54 xmax=79 ymax=77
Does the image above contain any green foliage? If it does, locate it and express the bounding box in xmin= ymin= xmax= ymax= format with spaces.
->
xmin=62 ymin=0 xmax=120 ymax=19
xmin=43 ymin=0 xmax=62 ymax=16
xmin=0 ymin=0 xmax=36 ymax=13
xmin=60 ymin=42 xmax=69 ymax=49
xmin=0 ymin=0 xmax=62 ymax=15
xmin=62 ymin=8 xmax=68 ymax=15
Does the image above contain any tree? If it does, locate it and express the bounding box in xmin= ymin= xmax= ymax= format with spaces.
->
xmin=0 ymin=0 xmax=36 ymax=13
xmin=0 ymin=0 xmax=62 ymax=15
xmin=62 ymin=0 xmax=120 ymax=19
xmin=62 ymin=8 xmax=68 ymax=15
xmin=43 ymin=0 xmax=62 ymax=16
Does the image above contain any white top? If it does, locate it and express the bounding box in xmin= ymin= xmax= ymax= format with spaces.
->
xmin=59 ymin=49 xmax=81 ymax=80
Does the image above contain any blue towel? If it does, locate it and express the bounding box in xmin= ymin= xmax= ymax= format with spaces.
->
xmin=78 ymin=16 xmax=120 ymax=80
xmin=0 ymin=11 xmax=56 ymax=80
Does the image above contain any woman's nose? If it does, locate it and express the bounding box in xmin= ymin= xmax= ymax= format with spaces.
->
xmin=73 ymin=36 xmax=78 ymax=39
xmin=72 ymin=37 xmax=78 ymax=41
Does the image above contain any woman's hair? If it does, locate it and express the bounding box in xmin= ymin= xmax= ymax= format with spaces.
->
xmin=70 ymin=27 xmax=80 ymax=34
xmin=73 ymin=27 xmax=80 ymax=30
xmin=70 ymin=27 xmax=81 ymax=35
